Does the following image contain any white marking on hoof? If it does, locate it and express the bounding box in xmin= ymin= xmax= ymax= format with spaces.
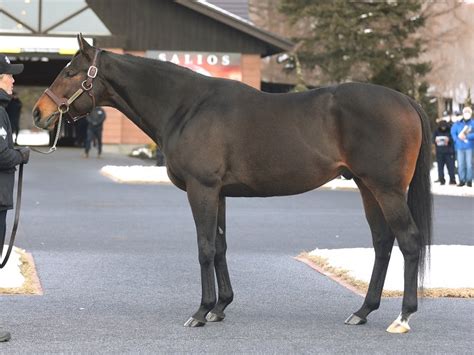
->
xmin=344 ymin=313 xmax=366 ymax=325
xmin=183 ymin=317 xmax=205 ymax=327
xmin=206 ymin=312 xmax=225 ymax=322
xmin=386 ymin=313 xmax=411 ymax=334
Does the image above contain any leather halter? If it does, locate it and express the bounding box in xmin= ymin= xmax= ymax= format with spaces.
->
xmin=44 ymin=49 xmax=101 ymax=123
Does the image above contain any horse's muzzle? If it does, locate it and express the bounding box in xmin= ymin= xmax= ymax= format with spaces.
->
xmin=33 ymin=109 xmax=56 ymax=130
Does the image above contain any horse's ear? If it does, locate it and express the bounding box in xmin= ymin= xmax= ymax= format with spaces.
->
xmin=77 ymin=33 xmax=94 ymax=58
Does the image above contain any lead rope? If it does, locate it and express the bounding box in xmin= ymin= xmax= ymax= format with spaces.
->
xmin=30 ymin=110 xmax=64 ymax=155
xmin=0 ymin=163 xmax=23 ymax=268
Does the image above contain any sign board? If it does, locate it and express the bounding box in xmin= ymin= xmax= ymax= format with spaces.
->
xmin=146 ymin=51 xmax=242 ymax=81
xmin=0 ymin=36 xmax=93 ymax=55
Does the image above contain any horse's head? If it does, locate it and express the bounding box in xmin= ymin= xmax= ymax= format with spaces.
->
xmin=33 ymin=34 xmax=105 ymax=130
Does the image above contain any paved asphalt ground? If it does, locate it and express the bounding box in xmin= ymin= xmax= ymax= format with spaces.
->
xmin=1 ymin=148 xmax=473 ymax=353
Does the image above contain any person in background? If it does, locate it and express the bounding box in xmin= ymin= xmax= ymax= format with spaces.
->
xmin=156 ymin=144 xmax=166 ymax=166
xmin=5 ymin=91 xmax=21 ymax=144
xmin=451 ymin=106 xmax=474 ymax=187
xmin=0 ymin=54 xmax=30 ymax=343
xmin=84 ymin=106 xmax=106 ymax=158
xmin=433 ymin=120 xmax=456 ymax=185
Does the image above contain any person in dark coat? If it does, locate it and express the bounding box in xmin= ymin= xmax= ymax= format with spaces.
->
xmin=84 ymin=106 xmax=106 ymax=158
xmin=0 ymin=54 xmax=29 ymax=343
xmin=433 ymin=120 xmax=456 ymax=185
xmin=5 ymin=91 xmax=21 ymax=144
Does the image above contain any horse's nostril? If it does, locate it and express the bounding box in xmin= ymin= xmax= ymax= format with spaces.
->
xmin=33 ymin=108 xmax=40 ymax=122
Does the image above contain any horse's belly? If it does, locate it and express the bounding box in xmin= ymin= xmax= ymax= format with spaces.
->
xmin=221 ymin=168 xmax=335 ymax=197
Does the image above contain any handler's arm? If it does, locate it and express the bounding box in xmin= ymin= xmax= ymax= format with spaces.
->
xmin=0 ymin=138 xmax=22 ymax=169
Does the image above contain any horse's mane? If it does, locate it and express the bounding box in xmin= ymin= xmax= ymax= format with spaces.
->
xmin=113 ymin=51 xmax=206 ymax=80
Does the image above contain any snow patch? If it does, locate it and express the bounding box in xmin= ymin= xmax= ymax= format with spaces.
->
xmin=99 ymin=165 xmax=474 ymax=197
xmin=0 ymin=246 xmax=25 ymax=289
xmin=101 ymin=165 xmax=170 ymax=184
xmin=308 ymin=245 xmax=474 ymax=290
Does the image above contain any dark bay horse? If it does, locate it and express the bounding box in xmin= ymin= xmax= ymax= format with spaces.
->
xmin=33 ymin=35 xmax=432 ymax=333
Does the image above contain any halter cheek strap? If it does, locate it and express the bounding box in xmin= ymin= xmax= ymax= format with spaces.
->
xmin=44 ymin=49 xmax=101 ymax=122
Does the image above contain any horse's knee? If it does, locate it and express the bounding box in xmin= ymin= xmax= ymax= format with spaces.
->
xmin=198 ymin=246 xmax=216 ymax=265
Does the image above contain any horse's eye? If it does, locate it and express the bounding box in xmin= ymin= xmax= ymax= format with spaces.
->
xmin=65 ymin=70 xmax=76 ymax=78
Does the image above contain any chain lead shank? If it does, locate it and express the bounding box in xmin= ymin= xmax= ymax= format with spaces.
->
xmin=30 ymin=111 xmax=63 ymax=155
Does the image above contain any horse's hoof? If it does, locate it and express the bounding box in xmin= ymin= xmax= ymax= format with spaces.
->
xmin=386 ymin=316 xmax=410 ymax=334
xmin=344 ymin=313 xmax=367 ymax=325
xmin=183 ymin=317 xmax=206 ymax=327
xmin=206 ymin=312 xmax=225 ymax=322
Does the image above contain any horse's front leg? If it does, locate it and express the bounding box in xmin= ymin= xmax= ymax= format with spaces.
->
xmin=184 ymin=181 xmax=220 ymax=327
xmin=207 ymin=196 xmax=234 ymax=322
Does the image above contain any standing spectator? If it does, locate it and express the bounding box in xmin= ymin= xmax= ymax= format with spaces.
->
xmin=451 ymin=106 xmax=474 ymax=187
xmin=84 ymin=106 xmax=106 ymax=158
xmin=0 ymin=54 xmax=29 ymax=343
xmin=5 ymin=91 xmax=21 ymax=144
xmin=433 ymin=120 xmax=456 ymax=185
xmin=156 ymin=144 xmax=166 ymax=166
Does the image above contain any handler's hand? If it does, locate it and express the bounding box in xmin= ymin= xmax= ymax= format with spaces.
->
xmin=17 ymin=147 xmax=30 ymax=164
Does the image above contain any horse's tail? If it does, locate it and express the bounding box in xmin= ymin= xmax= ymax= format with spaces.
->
xmin=407 ymin=97 xmax=433 ymax=287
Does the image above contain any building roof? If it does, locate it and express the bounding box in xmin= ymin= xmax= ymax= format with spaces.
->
xmin=207 ymin=0 xmax=250 ymax=20
xmin=0 ymin=0 xmax=293 ymax=57
xmin=175 ymin=0 xmax=293 ymax=55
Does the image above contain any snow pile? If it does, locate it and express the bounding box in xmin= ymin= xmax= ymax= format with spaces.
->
xmin=100 ymin=165 xmax=474 ymax=197
xmin=15 ymin=129 xmax=50 ymax=146
xmin=101 ymin=165 xmax=170 ymax=184
xmin=308 ymin=245 xmax=474 ymax=290
xmin=0 ymin=246 xmax=25 ymax=289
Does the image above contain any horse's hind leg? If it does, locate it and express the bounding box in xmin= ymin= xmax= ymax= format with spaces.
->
xmin=207 ymin=196 xmax=234 ymax=322
xmin=184 ymin=181 xmax=220 ymax=327
xmin=372 ymin=189 xmax=421 ymax=333
xmin=345 ymin=179 xmax=395 ymax=326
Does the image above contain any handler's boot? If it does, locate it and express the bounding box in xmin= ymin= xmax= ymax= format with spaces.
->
xmin=0 ymin=330 xmax=11 ymax=342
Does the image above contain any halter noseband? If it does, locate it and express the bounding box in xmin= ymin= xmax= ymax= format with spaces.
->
xmin=44 ymin=48 xmax=101 ymax=123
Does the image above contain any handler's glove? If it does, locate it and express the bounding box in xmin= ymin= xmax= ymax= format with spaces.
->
xmin=17 ymin=147 xmax=30 ymax=164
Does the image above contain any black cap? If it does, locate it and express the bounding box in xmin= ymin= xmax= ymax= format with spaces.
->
xmin=0 ymin=54 xmax=24 ymax=75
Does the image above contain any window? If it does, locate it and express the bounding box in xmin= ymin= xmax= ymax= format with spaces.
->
xmin=0 ymin=0 xmax=110 ymax=35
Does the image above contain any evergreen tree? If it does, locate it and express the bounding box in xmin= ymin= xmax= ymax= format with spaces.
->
xmin=279 ymin=0 xmax=431 ymax=99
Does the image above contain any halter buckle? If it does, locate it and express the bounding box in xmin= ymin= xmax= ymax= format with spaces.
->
xmin=58 ymin=103 xmax=69 ymax=114
xmin=82 ymin=80 xmax=93 ymax=91
xmin=88 ymin=65 xmax=98 ymax=78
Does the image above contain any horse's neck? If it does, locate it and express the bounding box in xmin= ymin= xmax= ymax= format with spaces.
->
xmin=100 ymin=52 xmax=202 ymax=144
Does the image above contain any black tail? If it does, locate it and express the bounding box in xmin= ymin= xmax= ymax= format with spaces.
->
xmin=407 ymin=97 xmax=433 ymax=287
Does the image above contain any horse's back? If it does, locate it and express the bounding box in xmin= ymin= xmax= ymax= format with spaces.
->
xmin=227 ymin=82 xmax=422 ymax=195
xmin=170 ymin=80 xmax=422 ymax=196
xmin=210 ymin=85 xmax=344 ymax=196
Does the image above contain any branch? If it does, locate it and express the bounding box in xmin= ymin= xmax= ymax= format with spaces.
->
xmin=421 ymin=1 xmax=463 ymax=19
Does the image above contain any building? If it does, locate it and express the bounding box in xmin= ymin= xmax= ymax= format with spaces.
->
xmin=0 ymin=0 xmax=292 ymax=147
